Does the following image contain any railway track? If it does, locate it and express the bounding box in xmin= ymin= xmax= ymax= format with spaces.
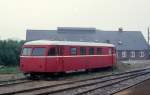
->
xmin=0 ymin=78 xmax=25 ymax=83
xmin=110 ymin=79 xmax=149 ymax=95
xmin=0 ymin=78 xmax=32 ymax=87
xmin=110 ymin=75 xmax=150 ymax=95
xmin=34 ymin=69 xmax=150 ymax=95
xmin=0 ymin=68 xmax=150 ymax=95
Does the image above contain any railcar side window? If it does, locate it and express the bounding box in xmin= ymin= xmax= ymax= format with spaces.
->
xmin=22 ymin=48 xmax=32 ymax=56
xmin=58 ymin=48 xmax=63 ymax=56
xmin=112 ymin=48 xmax=116 ymax=54
xmin=80 ymin=47 xmax=86 ymax=55
xmin=32 ymin=48 xmax=45 ymax=56
xmin=70 ymin=48 xmax=77 ymax=55
xmin=48 ymin=47 xmax=57 ymax=56
xmin=89 ymin=47 xmax=94 ymax=55
xmin=97 ymin=48 xmax=102 ymax=55
xmin=109 ymin=48 xmax=112 ymax=55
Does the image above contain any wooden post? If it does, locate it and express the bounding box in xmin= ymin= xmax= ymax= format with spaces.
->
xmin=148 ymin=27 xmax=149 ymax=45
xmin=148 ymin=27 xmax=150 ymax=59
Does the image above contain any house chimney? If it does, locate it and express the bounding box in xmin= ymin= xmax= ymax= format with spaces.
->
xmin=118 ymin=27 xmax=123 ymax=32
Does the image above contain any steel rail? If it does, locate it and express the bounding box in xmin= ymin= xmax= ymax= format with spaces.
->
xmin=110 ymin=77 xmax=150 ymax=95
xmin=0 ymin=80 xmax=32 ymax=87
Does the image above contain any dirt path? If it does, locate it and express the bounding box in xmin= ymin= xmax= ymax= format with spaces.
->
xmin=0 ymin=74 xmax=24 ymax=81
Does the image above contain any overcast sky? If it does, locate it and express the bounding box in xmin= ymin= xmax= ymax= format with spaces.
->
xmin=0 ymin=0 xmax=150 ymax=40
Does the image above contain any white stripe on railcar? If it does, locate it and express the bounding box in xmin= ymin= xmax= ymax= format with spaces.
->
xmin=20 ymin=54 xmax=116 ymax=58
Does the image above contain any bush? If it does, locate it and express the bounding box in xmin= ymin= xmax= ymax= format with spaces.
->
xmin=0 ymin=40 xmax=25 ymax=66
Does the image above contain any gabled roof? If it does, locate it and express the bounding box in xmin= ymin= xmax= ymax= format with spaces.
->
xmin=26 ymin=27 xmax=148 ymax=50
xmin=95 ymin=30 xmax=148 ymax=50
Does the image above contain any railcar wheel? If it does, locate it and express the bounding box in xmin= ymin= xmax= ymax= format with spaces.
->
xmin=86 ymin=69 xmax=92 ymax=73
xmin=24 ymin=73 xmax=30 ymax=79
xmin=57 ymin=72 xmax=65 ymax=77
xmin=28 ymin=73 xmax=39 ymax=80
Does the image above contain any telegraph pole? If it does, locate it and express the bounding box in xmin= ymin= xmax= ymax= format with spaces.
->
xmin=148 ymin=27 xmax=149 ymax=45
xmin=148 ymin=27 xmax=150 ymax=59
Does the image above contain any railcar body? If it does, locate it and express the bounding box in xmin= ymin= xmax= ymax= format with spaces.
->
xmin=20 ymin=40 xmax=116 ymax=76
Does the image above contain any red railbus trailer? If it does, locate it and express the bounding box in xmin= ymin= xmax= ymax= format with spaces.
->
xmin=20 ymin=40 xmax=116 ymax=77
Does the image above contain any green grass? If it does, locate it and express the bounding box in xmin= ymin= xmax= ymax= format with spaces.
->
xmin=0 ymin=66 xmax=20 ymax=74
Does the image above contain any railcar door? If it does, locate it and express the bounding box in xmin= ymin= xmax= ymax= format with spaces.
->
xmin=108 ymin=47 xmax=113 ymax=66
xmin=109 ymin=47 xmax=115 ymax=66
xmin=46 ymin=46 xmax=63 ymax=72
xmin=112 ymin=48 xmax=116 ymax=65
xmin=58 ymin=46 xmax=64 ymax=72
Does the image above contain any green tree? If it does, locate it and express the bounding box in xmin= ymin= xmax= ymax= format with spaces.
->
xmin=0 ymin=40 xmax=25 ymax=66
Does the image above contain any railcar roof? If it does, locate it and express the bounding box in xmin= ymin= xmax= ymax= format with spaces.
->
xmin=24 ymin=40 xmax=115 ymax=47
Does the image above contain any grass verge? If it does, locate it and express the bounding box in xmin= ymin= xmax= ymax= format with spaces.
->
xmin=0 ymin=66 xmax=20 ymax=74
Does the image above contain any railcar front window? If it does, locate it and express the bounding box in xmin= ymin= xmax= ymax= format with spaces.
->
xmin=22 ymin=48 xmax=32 ymax=56
xmin=32 ymin=48 xmax=45 ymax=56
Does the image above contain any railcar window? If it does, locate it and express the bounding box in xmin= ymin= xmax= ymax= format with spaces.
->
xmin=112 ymin=48 xmax=116 ymax=54
xmin=97 ymin=48 xmax=102 ymax=55
xmin=59 ymin=48 xmax=64 ymax=56
xmin=109 ymin=48 xmax=112 ymax=55
xmin=22 ymin=48 xmax=32 ymax=56
xmin=70 ymin=48 xmax=77 ymax=55
xmin=48 ymin=47 xmax=57 ymax=56
xmin=32 ymin=48 xmax=45 ymax=56
xmin=80 ymin=47 xmax=86 ymax=55
xmin=89 ymin=47 xmax=94 ymax=55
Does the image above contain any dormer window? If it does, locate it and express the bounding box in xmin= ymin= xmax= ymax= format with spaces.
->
xmin=106 ymin=40 xmax=110 ymax=43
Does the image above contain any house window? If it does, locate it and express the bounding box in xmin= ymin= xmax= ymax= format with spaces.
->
xmin=131 ymin=51 xmax=135 ymax=58
xmin=116 ymin=52 xmax=119 ymax=58
xmin=70 ymin=48 xmax=77 ymax=55
xmin=139 ymin=51 xmax=144 ymax=57
xmin=122 ymin=51 xmax=126 ymax=58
